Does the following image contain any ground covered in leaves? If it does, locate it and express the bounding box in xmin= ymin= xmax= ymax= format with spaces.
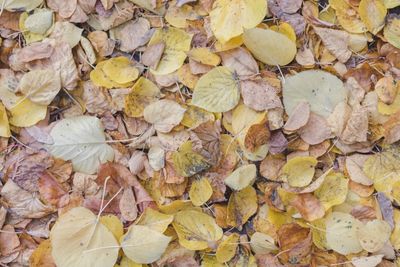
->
xmin=0 ymin=0 xmax=400 ymax=266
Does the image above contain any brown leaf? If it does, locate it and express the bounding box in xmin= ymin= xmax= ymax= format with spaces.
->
xmin=0 ymin=10 xmax=20 ymax=31
xmin=314 ymin=27 xmax=352 ymax=63
xmin=38 ymin=172 xmax=68 ymax=207
xmin=87 ymin=31 xmax=115 ymax=57
xmin=240 ymin=78 xmax=282 ymax=111
xmin=119 ymin=187 xmax=138 ymax=221
xmin=290 ymin=193 xmax=325 ymax=221
xmin=220 ymin=47 xmax=259 ymax=76
xmin=110 ymin=18 xmax=152 ymax=52
xmin=260 ymin=154 xmax=285 ymax=181
xmin=277 ymin=223 xmax=312 ymax=264
xmin=299 ymin=113 xmax=332 ymax=145
xmin=142 ymin=42 xmax=166 ymax=70
xmin=244 ymin=121 xmax=270 ymax=152
xmin=341 ymin=105 xmax=369 ymax=144
xmin=0 ymin=225 xmax=20 ymax=256
xmin=284 ymin=102 xmax=310 ymax=132
xmin=350 ymin=205 xmax=377 ymax=222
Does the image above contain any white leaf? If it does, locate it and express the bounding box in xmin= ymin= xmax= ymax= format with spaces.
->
xmin=46 ymin=116 xmax=114 ymax=174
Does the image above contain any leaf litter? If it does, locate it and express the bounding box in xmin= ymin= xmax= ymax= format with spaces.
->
xmin=0 ymin=0 xmax=399 ymax=266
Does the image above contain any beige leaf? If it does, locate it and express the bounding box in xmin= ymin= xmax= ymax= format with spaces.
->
xmin=87 ymin=31 xmax=115 ymax=57
xmin=143 ymin=99 xmax=186 ymax=133
xmin=142 ymin=42 xmax=165 ymax=70
xmin=314 ymin=27 xmax=352 ymax=63
xmin=19 ymin=69 xmax=61 ymax=105
xmin=341 ymin=106 xmax=369 ymax=144
xmin=219 ymin=47 xmax=259 ymax=76
xmin=109 ymin=18 xmax=151 ymax=52
xmin=119 ymin=187 xmax=138 ymax=221
xmin=345 ymin=154 xmax=373 ymax=185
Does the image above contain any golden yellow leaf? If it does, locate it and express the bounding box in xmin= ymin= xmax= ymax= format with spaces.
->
xmin=358 ymin=0 xmax=387 ymax=35
xmin=135 ymin=208 xmax=172 ymax=233
xmin=9 ymin=97 xmax=47 ymax=127
xmin=270 ymin=22 xmax=296 ymax=42
xmin=243 ymin=27 xmax=297 ymax=66
xmin=102 ymin=56 xmax=139 ymax=84
xmin=90 ymin=61 xmax=132 ymax=89
xmin=148 ymin=27 xmax=192 ymax=75
xmin=330 ymin=0 xmax=368 ymax=33
xmin=119 ymin=256 xmax=143 ymax=267
xmin=172 ymin=141 xmax=210 ymax=177
xmin=187 ymin=47 xmax=221 ymax=66
xmin=124 ymin=77 xmax=160 ymax=117
xmin=172 ymin=209 xmax=223 ymax=250
xmin=0 ymin=102 xmax=11 ymax=137
xmin=281 ymin=156 xmax=318 ymax=188
xmin=29 ymin=239 xmax=55 ymax=267
xmin=189 ymin=177 xmax=213 ymax=206
xmin=227 ymin=186 xmax=258 ymax=228
xmin=181 ymin=105 xmax=214 ymax=129
xmin=210 ymin=0 xmax=267 ymax=43
xmin=216 ymin=233 xmax=240 ymax=263
xmin=100 ymin=214 xmax=124 ymax=240
xmin=214 ymin=35 xmax=243 ymax=52
xmin=165 ymin=3 xmax=199 ymax=28
xmin=191 ymin=66 xmax=240 ymax=112
xmin=314 ymin=173 xmax=349 ymax=210
xmin=391 ymin=209 xmax=400 ymax=249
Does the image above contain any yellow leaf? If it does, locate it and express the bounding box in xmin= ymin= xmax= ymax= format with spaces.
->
xmin=165 ymin=3 xmax=199 ymax=28
xmin=136 ymin=208 xmax=174 ymax=232
xmin=314 ymin=173 xmax=349 ymax=210
xmin=181 ymin=105 xmax=214 ymax=129
xmin=50 ymin=207 xmax=119 ymax=267
xmin=330 ymin=0 xmax=368 ymax=33
xmin=391 ymin=209 xmax=400 ymax=249
xmin=358 ymin=0 xmax=387 ymax=35
xmin=9 ymin=97 xmax=47 ymax=127
xmin=102 ymin=56 xmax=139 ymax=84
xmin=384 ymin=0 xmax=400 ymax=8
xmin=100 ymin=214 xmax=124 ymax=240
xmin=29 ymin=239 xmax=55 ymax=267
xmin=384 ymin=17 xmax=400 ymax=49
xmin=325 ymin=212 xmax=363 ymax=255
xmin=227 ymin=186 xmax=258 ymax=228
xmin=310 ymin=218 xmax=329 ymax=250
xmin=243 ymin=27 xmax=296 ymax=66
xmin=124 ymin=77 xmax=160 ymax=117
xmin=224 ymin=164 xmax=257 ymax=191
xmin=191 ymin=66 xmax=240 ymax=112
xmin=158 ymin=200 xmax=198 ymax=214
xmin=281 ymin=156 xmax=318 ymax=188
xmin=90 ymin=61 xmax=132 ymax=89
xmin=121 ymin=225 xmax=171 ymax=264
xmin=172 ymin=141 xmax=210 ymax=177
xmin=270 ymin=22 xmax=296 ymax=42
xmin=363 ymin=149 xmax=400 ymax=198
xmin=0 ymin=102 xmax=11 ymax=137
xmin=187 ymin=48 xmax=221 ymax=66
xmin=172 ymin=209 xmax=223 ymax=250
xmin=119 ymin=256 xmax=143 ymax=267
xmin=148 ymin=27 xmax=192 ymax=75
xmin=357 ymin=219 xmax=391 ymax=252
xmin=189 ymin=177 xmax=213 ymax=206
xmin=214 ymin=35 xmax=244 ymax=52
xmin=210 ymin=0 xmax=267 ymax=43
xmin=216 ymin=233 xmax=240 ymax=263
xmin=177 ymin=64 xmax=199 ymax=90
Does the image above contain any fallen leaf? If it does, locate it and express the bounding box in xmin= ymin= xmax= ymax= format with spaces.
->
xmin=143 ymin=99 xmax=186 ymax=133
